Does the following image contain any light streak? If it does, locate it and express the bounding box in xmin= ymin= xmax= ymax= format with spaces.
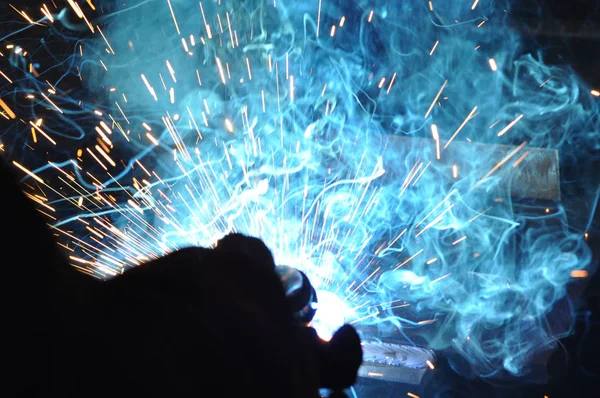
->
xmin=12 ymin=161 xmax=43 ymax=183
xmin=166 ymin=0 xmax=181 ymax=35
xmin=497 ymin=114 xmax=524 ymax=136
xmin=40 ymin=93 xmax=64 ymax=114
xmin=431 ymin=125 xmax=441 ymax=160
xmin=86 ymin=148 xmax=108 ymax=170
xmin=452 ymin=236 xmax=467 ymax=245
xmin=425 ymin=80 xmax=448 ymax=118
xmin=216 ymin=57 xmax=227 ymax=84
xmin=0 ymin=70 xmax=13 ymax=83
xmin=416 ymin=205 xmax=455 ymax=237
xmin=0 ymin=0 xmax=594 ymax=385
xmin=415 ymin=190 xmax=456 ymax=229
xmin=472 ymin=141 xmax=528 ymax=190
xmin=444 ymin=106 xmax=477 ymax=149
xmin=429 ymin=272 xmax=451 ymax=285
xmin=386 ymin=72 xmax=397 ymax=93
xmin=540 ymin=77 xmax=553 ymax=87
xmin=394 ymin=249 xmax=424 ymax=270
xmin=246 ymin=58 xmax=252 ymax=80
xmin=316 ymin=0 xmax=322 ymax=37
xmin=571 ymin=270 xmax=588 ymax=278
xmin=29 ymin=121 xmax=56 ymax=145
xmin=512 ymin=150 xmax=530 ymax=167
xmin=95 ymin=145 xmax=116 ymax=167
xmin=0 ymin=98 xmax=16 ymax=119
xmin=97 ymin=25 xmax=115 ymax=54
xmin=368 ymin=10 xmax=374 ymax=23
xmin=141 ymin=74 xmax=158 ymax=101
xmin=430 ymin=40 xmax=440 ymax=56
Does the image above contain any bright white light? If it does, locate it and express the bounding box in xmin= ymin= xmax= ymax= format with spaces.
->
xmin=310 ymin=290 xmax=350 ymax=341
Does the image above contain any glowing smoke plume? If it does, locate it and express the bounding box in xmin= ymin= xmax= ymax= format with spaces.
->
xmin=1 ymin=0 xmax=598 ymax=381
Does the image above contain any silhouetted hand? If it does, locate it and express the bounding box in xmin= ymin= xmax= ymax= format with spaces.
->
xmin=0 ymin=157 xmax=362 ymax=398
xmin=86 ymin=233 xmax=362 ymax=397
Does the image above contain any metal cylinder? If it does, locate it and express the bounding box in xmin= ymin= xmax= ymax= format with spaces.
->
xmin=275 ymin=265 xmax=318 ymax=324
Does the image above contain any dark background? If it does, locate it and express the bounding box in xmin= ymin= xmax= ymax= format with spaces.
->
xmin=1 ymin=1 xmax=599 ymax=397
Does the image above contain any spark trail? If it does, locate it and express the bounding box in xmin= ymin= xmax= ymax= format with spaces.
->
xmin=0 ymin=0 xmax=598 ymax=382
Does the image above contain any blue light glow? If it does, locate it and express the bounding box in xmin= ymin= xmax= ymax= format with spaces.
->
xmin=2 ymin=0 xmax=598 ymax=382
xmin=311 ymin=290 xmax=352 ymax=341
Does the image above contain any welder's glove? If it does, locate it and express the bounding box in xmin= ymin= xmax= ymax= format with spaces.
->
xmin=1 ymin=155 xmax=362 ymax=397
xmin=88 ymin=233 xmax=362 ymax=397
xmin=216 ymin=234 xmax=363 ymax=391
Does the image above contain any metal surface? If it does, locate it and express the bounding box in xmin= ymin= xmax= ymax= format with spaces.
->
xmin=359 ymin=341 xmax=436 ymax=385
xmin=385 ymin=136 xmax=560 ymax=201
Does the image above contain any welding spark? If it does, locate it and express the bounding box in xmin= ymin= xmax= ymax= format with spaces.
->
xmin=0 ymin=0 xmax=596 ymax=383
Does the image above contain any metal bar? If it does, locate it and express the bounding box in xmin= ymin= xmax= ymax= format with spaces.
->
xmin=383 ymin=136 xmax=560 ymax=201
xmin=359 ymin=341 xmax=435 ymax=384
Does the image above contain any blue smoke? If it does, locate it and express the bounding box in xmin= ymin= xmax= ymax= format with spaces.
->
xmin=2 ymin=0 xmax=598 ymax=383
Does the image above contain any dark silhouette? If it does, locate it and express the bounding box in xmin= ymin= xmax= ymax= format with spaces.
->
xmin=0 ymin=157 xmax=362 ymax=397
